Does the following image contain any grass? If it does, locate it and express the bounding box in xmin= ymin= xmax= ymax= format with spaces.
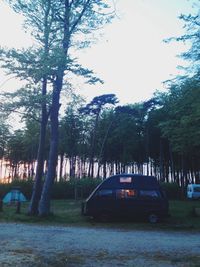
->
xmin=0 ymin=200 xmax=86 ymax=225
xmin=167 ymin=199 xmax=200 ymax=230
xmin=0 ymin=199 xmax=200 ymax=230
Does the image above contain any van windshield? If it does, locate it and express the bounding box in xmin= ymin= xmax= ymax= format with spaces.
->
xmin=194 ymin=187 xmax=200 ymax=192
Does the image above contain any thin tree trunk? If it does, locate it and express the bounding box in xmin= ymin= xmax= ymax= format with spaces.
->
xmin=103 ymin=161 xmax=106 ymax=178
xmin=97 ymin=119 xmax=113 ymax=178
xmin=181 ymin=155 xmax=186 ymax=199
xmin=69 ymin=155 xmax=76 ymax=178
xmin=159 ymin=139 xmax=164 ymax=181
xmin=88 ymin=114 xmax=99 ymax=177
xmin=59 ymin=153 xmax=64 ymax=181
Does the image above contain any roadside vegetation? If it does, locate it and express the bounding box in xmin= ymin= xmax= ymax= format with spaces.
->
xmin=0 ymin=177 xmax=200 ymax=230
xmin=0 ymin=199 xmax=200 ymax=231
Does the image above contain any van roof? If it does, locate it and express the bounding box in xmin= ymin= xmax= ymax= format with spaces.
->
xmin=100 ymin=174 xmax=160 ymax=190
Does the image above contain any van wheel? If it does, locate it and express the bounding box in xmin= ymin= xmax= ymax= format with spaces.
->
xmin=148 ymin=213 xmax=159 ymax=224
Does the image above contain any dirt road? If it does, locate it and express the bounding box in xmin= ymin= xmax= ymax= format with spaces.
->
xmin=0 ymin=223 xmax=200 ymax=266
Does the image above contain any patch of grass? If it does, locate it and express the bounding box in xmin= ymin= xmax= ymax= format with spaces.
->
xmin=0 ymin=199 xmax=200 ymax=231
xmin=166 ymin=200 xmax=200 ymax=230
xmin=0 ymin=200 xmax=88 ymax=225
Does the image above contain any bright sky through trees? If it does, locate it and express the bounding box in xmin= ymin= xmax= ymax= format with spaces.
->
xmin=0 ymin=0 xmax=194 ymax=104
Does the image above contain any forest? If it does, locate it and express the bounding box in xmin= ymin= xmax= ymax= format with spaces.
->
xmin=1 ymin=76 xmax=200 ymax=184
xmin=0 ymin=0 xmax=199 ymax=216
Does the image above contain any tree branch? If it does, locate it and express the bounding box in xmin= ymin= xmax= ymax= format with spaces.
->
xmin=69 ymin=0 xmax=91 ymax=35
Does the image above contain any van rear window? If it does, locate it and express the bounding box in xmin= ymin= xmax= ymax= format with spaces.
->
xmin=139 ymin=190 xmax=160 ymax=199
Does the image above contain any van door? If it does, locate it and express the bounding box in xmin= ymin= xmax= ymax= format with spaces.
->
xmin=138 ymin=189 xmax=164 ymax=216
xmin=115 ymin=189 xmax=140 ymax=217
xmin=90 ymin=188 xmax=115 ymax=218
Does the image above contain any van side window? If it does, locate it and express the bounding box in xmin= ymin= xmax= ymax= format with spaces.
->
xmin=116 ymin=189 xmax=137 ymax=199
xmin=139 ymin=190 xmax=160 ymax=199
xmin=96 ymin=189 xmax=113 ymax=198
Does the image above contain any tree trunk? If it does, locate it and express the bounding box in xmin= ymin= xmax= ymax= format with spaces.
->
xmin=69 ymin=155 xmax=76 ymax=178
xmin=159 ymin=139 xmax=164 ymax=181
xmin=181 ymin=155 xmax=187 ymax=199
xmin=169 ymin=143 xmax=175 ymax=183
xmin=28 ymin=79 xmax=48 ymax=215
xmin=77 ymin=157 xmax=81 ymax=178
xmin=39 ymin=80 xmax=61 ymax=216
xmin=59 ymin=153 xmax=64 ymax=181
xmin=97 ymin=119 xmax=113 ymax=178
xmin=38 ymin=0 xmax=70 ymax=215
xmin=88 ymin=114 xmax=99 ymax=177
xmin=103 ymin=161 xmax=106 ymax=178
xmin=28 ymin=0 xmax=52 ymax=215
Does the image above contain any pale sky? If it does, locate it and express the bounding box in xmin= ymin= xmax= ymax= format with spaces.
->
xmin=0 ymin=0 xmax=195 ymax=105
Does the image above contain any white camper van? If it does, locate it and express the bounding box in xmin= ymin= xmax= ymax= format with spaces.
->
xmin=187 ymin=184 xmax=200 ymax=200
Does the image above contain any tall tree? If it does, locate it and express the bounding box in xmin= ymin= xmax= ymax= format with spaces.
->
xmin=1 ymin=0 xmax=114 ymax=215
xmin=79 ymin=94 xmax=118 ymax=177
xmin=38 ymin=1 xmax=115 ymax=216
xmin=0 ymin=0 xmax=54 ymax=214
xmin=178 ymin=2 xmax=200 ymax=76
xmin=59 ymin=99 xmax=84 ymax=179
xmin=0 ymin=117 xmax=10 ymax=180
xmin=5 ymin=130 xmax=26 ymax=179
xmin=0 ymin=83 xmax=50 ymax=214
xmin=165 ymin=0 xmax=200 ymax=75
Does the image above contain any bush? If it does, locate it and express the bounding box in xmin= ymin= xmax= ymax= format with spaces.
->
xmin=1 ymin=179 xmax=184 ymax=201
xmin=0 ymin=177 xmax=102 ymax=200
xmin=161 ymin=182 xmax=182 ymax=200
xmin=52 ymin=181 xmax=74 ymax=199
xmin=52 ymin=178 xmax=102 ymax=199
xmin=0 ymin=183 xmax=10 ymax=199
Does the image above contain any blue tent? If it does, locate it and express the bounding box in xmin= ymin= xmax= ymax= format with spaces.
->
xmin=3 ymin=187 xmax=27 ymax=204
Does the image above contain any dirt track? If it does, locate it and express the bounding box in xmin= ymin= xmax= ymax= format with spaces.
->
xmin=0 ymin=223 xmax=200 ymax=266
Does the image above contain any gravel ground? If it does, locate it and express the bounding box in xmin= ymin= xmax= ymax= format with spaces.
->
xmin=0 ymin=223 xmax=200 ymax=266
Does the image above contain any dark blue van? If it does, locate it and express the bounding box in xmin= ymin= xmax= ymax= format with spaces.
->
xmin=81 ymin=174 xmax=169 ymax=223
